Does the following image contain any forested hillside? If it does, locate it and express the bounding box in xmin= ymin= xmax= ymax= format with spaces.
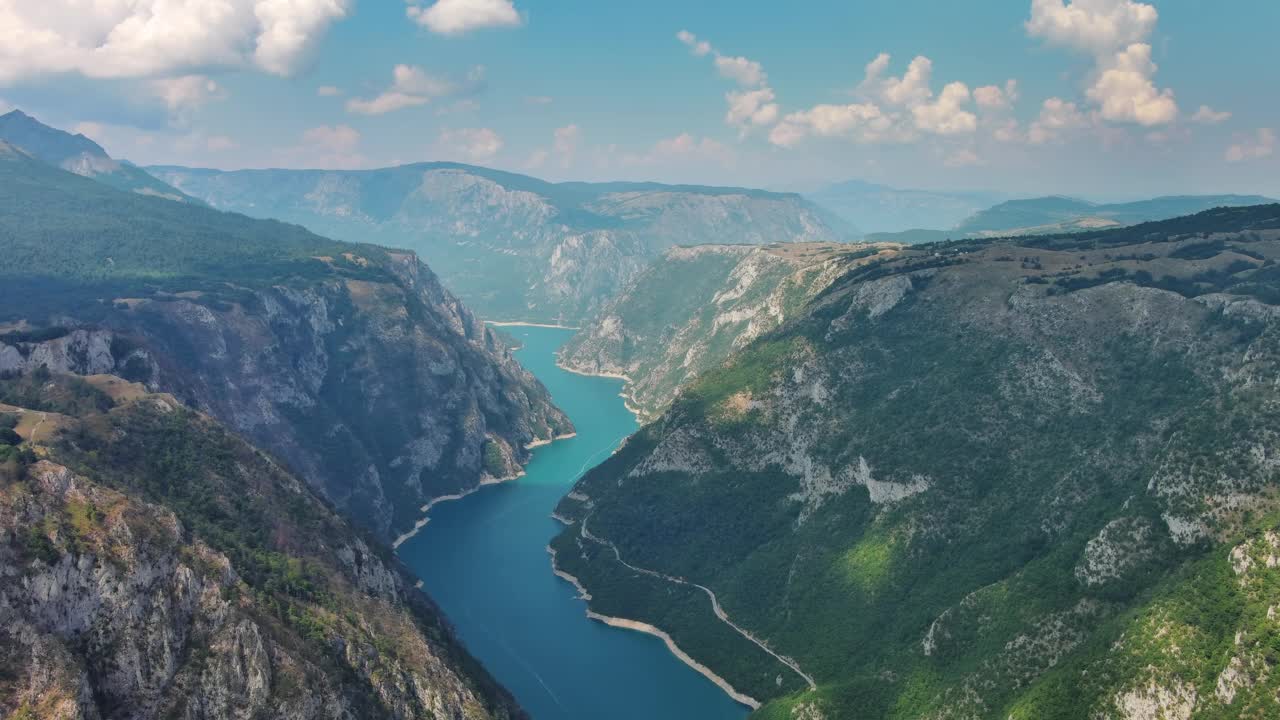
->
xmin=553 ymin=205 xmax=1280 ymax=718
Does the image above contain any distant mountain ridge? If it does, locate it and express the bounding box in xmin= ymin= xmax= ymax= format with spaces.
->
xmin=0 ymin=110 xmax=194 ymax=202
xmin=148 ymin=163 xmax=852 ymax=324
xmin=955 ymin=194 xmax=1277 ymax=237
xmin=805 ymin=177 xmax=1275 ymax=243
xmin=805 ymin=179 xmax=1008 ymax=234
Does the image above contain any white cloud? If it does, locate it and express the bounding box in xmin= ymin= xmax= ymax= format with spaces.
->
xmin=769 ymin=103 xmax=891 ymax=147
xmin=1225 ymin=128 xmax=1275 ymax=163
xmin=974 ymin=80 xmax=1019 ymax=110
xmin=865 ymin=55 xmax=934 ymax=107
xmin=1026 ymin=0 xmax=1157 ymax=55
xmin=525 ymin=95 xmax=553 ymax=105
xmin=771 ymin=53 xmax=987 ymax=148
xmin=1086 ymin=43 xmax=1176 ymax=126
xmin=1028 ymin=97 xmax=1090 ymax=143
xmin=912 ymin=82 xmax=977 ymax=135
xmin=725 ymin=88 xmax=779 ymax=131
xmin=152 ymin=75 xmax=226 ymax=119
xmin=1027 ymin=0 xmax=1176 ymax=126
xmin=406 ymin=0 xmax=522 ymax=36
xmin=317 ymin=85 xmax=343 ymax=97
xmin=677 ymin=30 xmax=778 ymax=135
xmin=347 ymin=64 xmax=483 ymax=115
xmin=714 ymin=55 xmax=767 ymax=88
xmin=437 ymin=127 xmax=503 ymax=162
xmin=0 ymin=0 xmax=350 ymax=84
xmin=1191 ymin=105 xmax=1231 ymax=125
xmin=676 ymin=30 xmax=712 ymax=57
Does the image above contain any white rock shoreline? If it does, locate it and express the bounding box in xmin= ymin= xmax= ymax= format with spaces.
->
xmin=545 ymin=545 xmax=763 ymax=711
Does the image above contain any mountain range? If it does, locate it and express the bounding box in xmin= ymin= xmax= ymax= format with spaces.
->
xmin=0 ymin=116 xmax=568 ymax=719
xmin=552 ymin=205 xmax=1280 ymax=718
xmin=804 ymin=179 xmax=1009 ymax=234
xmin=0 ymin=110 xmax=194 ymax=203
xmin=146 ymin=164 xmax=853 ymax=324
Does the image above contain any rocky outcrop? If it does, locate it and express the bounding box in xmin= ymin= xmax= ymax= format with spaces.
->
xmin=560 ymin=243 xmax=897 ymax=420
xmin=147 ymin=164 xmax=850 ymax=323
xmin=0 ymin=253 xmax=571 ymax=541
xmin=0 ymin=389 xmax=525 ymax=720
xmin=551 ymin=206 xmax=1280 ymax=716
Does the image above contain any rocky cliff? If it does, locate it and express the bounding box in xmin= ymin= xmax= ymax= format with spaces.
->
xmin=551 ymin=205 xmax=1280 ymax=718
xmin=147 ymin=164 xmax=851 ymax=324
xmin=559 ymin=242 xmax=898 ymax=421
xmin=0 ymin=375 xmax=525 ymax=720
xmin=0 ymin=135 xmax=571 ymax=543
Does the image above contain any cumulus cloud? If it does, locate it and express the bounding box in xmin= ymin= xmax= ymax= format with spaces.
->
xmin=1191 ymin=105 xmax=1231 ymax=125
xmin=863 ymin=54 xmax=934 ymax=107
xmin=0 ymin=0 xmax=350 ymax=84
xmin=1026 ymin=0 xmax=1157 ymax=55
xmin=317 ymin=85 xmax=343 ymax=97
xmin=437 ymin=127 xmax=503 ymax=162
xmin=776 ymin=53 xmax=985 ymax=147
xmin=677 ymin=31 xmax=779 ymax=134
xmin=912 ymin=82 xmax=978 ymax=135
xmin=973 ymin=80 xmax=1019 ymax=110
xmin=1225 ymin=129 xmax=1275 ymax=163
xmin=152 ymin=75 xmax=227 ymax=120
xmin=406 ymin=0 xmax=522 ymax=35
xmin=1028 ymin=97 xmax=1091 ymax=143
xmin=347 ymin=64 xmax=484 ymax=115
xmin=715 ymin=55 xmax=767 ymax=88
xmin=1027 ymin=0 xmax=1176 ymax=126
xmin=1086 ymin=42 xmax=1176 ymax=125
xmin=676 ymin=30 xmax=712 ymax=57
xmin=769 ymin=103 xmax=891 ymax=148
xmin=725 ymin=88 xmax=780 ymax=131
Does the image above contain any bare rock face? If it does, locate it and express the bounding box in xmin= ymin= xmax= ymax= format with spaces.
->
xmin=0 ymin=253 xmax=571 ymax=542
xmin=0 ymin=394 xmax=525 ymax=720
xmin=560 ymin=242 xmax=897 ymax=421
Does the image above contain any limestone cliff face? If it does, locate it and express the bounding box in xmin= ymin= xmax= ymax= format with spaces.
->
xmin=147 ymin=164 xmax=850 ymax=323
xmin=0 ymin=390 xmax=525 ymax=720
xmin=0 ymin=253 xmax=571 ymax=541
xmin=560 ymin=243 xmax=898 ymax=421
xmin=552 ymin=206 xmax=1280 ymax=717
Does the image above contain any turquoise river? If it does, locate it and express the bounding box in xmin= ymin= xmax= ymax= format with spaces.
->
xmin=398 ymin=325 xmax=750 ymax=720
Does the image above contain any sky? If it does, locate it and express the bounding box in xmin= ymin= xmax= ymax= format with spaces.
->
xmin=0 ymin=0 xmax=1276 ymax=199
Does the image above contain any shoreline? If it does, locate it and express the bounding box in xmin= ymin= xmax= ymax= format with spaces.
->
xmin=393 ymin=428 xmax=583 ymax=549
xmin=546 ymin=546 xmax=761 ymax=711
xmin=485 ymin=320 xmax=581 ymax=330
xmin=553 ymin=358 xmax=648 ymax=422
xmin=525 ymin=431 xmax=577 ymax=449
xmin=392 ymin=471 xmax=525 ymax=549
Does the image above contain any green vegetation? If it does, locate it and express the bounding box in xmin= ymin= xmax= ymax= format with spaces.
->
xmin=0 ymin=146 xmax=393 ymax=321
xmin=554 ymin=203 xmax=1280 ymax=717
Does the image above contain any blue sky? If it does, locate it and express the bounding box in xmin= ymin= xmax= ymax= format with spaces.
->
xmin=1 ymin=0 xmax=1276 ymax=198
